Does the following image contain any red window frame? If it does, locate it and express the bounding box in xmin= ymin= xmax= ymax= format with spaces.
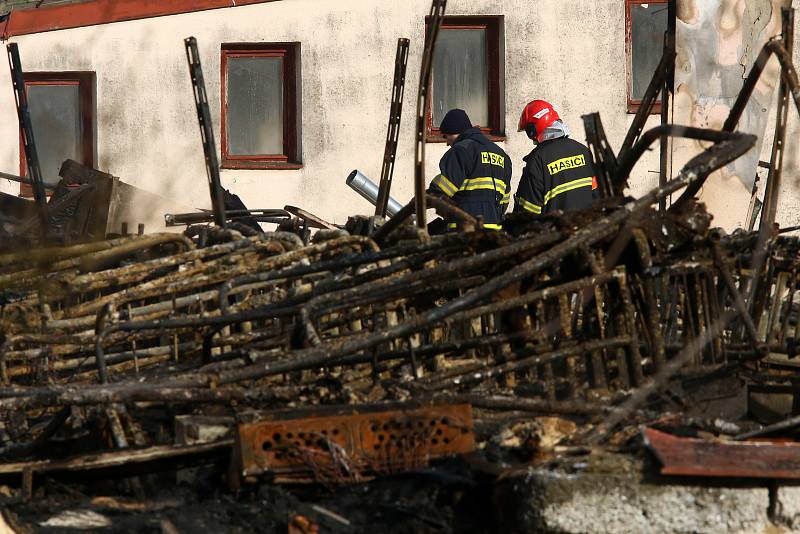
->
xmin=19 ymin=72 xmax=95 ymax=197
xmin=220 ymin=43 xmax=301 ymax=169
xmin=626 ymin=0 xmax=668 ymax=114
xmin=425 ymin=16 xmax=504 ymax=142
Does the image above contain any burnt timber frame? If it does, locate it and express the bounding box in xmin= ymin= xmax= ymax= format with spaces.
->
xmin=413 ymin=0 xmax=447 ymax=230
xmin=184 ymin=36 xmax=227 ymax=229
xmin=375 ymin=38 xmax=410 ymax=218
xmin=6 ymin=43 xmax=48 ymax=231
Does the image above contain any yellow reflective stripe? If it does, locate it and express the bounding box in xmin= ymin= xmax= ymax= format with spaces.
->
xmin=459 ymin=177 xmax=507 ymax=194
xmin=447 ymin=223 xmax=503 ymax=231
xmin=543 ymin=177 xmax=594 ymax=205
xmin=516 ymin=196 xmax=542 ymax=214
xmin=432 ymin=174 xmax=458 ymax=197
xmin=499 ymin=193 xmax=511 ymax=205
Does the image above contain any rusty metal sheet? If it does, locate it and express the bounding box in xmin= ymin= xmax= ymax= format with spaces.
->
xmin=644 ymin=427 xmax=800 ymax=479
xmin=235 ymin=404 xmax=474 ymax=484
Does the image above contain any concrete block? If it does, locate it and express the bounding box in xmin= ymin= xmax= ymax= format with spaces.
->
xmin=776 ymin=486 xmax=800 ymax=531
xmin=495 ymin=453 xmax=774 ymax=534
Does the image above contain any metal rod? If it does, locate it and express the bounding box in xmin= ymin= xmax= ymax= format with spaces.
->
xmin=745 ymin=9 xmax=794 ymax=327
xmin=0 ymin=170 xmax=55 ymax=190
xmin=371 ymin=192 xmax=476 ymax=243
xmin=617 ymin=125 xmax=745 ymax=186
xmin=759 ymin=9 xmax=794 ymax=234
xmin=413 ymin=0 xmax=447 ymax=230
xmin=582 ymin=112 xmax=617 ymax=198
xmin=617 ymin=50 xmax=675 ymax=166
xmin=710 ymin=235 xmax=763 ymax=355
xmin=376 ymin=38 xmax=410 ymax=218
xmin=165 ymin=209 xmax=291 ymax=226
xmin=425 ymin=337 xmax=632 ymax=391
xmin=734 ymin=413 xmax=800 ymax=441
xmin=184 ymin=37 xmax=227 ymax=229
xmin=6 ymin=42 xmax=48 ymax=230
xmin=659 ymin=0 xmax=676 ymax=211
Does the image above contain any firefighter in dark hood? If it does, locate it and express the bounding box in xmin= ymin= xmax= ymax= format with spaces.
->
xmin=427 ymin=109 xmax=512 ymax=231
xmin=514 ymin=100 xmax=598 ymax=216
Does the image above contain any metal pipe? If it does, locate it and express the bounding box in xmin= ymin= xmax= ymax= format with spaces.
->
xmin=346 ymin=170 xmax=404 ymax=217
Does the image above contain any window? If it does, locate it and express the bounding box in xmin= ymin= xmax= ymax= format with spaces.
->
xmin=426 ymin=16 xmax=504 ymax=140
xmin=19 ymin=72 xmax=95 ymax=196
xmin=221 ymin=43 xmax=301 ymax=169
xmin=626 ymin=0 xmax=669 ymax=113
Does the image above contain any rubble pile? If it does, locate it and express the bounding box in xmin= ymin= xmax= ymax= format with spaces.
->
xmin=0 ymin=186 xmax=793 ymax=530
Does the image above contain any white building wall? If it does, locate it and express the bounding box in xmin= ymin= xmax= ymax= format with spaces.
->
xmin=0 ymin=0 xmax=660 ymax=229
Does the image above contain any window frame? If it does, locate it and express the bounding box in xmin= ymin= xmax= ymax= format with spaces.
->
xmin=19 ymin=72 xmax=95 ymax=197
xmin=626 ymin=0 xmax=668 ymax=114
xmin=220 ymin=42 xmax=301 ymax=170
xmin=425 ymin=16 xmax=504 ymax=142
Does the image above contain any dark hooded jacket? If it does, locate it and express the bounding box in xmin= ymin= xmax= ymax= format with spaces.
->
xmin=427 ymin=128 xmax=512 ymax=229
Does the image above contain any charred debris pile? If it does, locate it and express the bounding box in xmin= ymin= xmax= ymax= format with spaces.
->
xmin=1 ymin=3 xmax=800 ymax=532
xmin=0 ymin=166 xmax=799 ymax=530
xmin=0 ymin=190 xmax=795 ymax=530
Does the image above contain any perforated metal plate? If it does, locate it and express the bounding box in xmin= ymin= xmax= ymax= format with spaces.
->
xmin=235 ymin=404 xmax=474 ymax=484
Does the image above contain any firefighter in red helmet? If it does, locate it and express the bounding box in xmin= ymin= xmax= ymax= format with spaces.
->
xmin=513 ymin=100 xmax=598 ymax=216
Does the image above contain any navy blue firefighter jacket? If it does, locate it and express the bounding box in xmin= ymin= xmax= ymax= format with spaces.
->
xmin=514 ymin=136 xmax=598 ymax=216
xmin=427 ymin=128 xmax=512 ymax=230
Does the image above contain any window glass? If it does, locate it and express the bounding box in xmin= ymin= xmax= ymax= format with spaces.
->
xmin=27 ymin=84 xmax=81 ymax=186
xmin=432 ymin=29 xmax=488 ymax=127
xmin=631 ymin=3 xmax=668 ymax=100
xmin=226 ymin=56 xmax=284 ymax=155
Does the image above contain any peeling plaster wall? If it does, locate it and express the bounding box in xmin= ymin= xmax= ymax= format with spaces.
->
xmin=673 ymin=0 xmax=792 ymax=231
xmin=0 ymin=0 xmax=658 ymax=228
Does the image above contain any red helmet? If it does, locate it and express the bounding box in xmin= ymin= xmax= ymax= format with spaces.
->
xmin=518 ymin=100 xmax=560 ymax=142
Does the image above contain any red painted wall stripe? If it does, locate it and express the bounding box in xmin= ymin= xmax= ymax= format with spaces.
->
xmin=3 ymin=0 xmax=281 ymax=38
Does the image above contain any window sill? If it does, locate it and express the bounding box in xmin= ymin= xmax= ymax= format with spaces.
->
xmin=627 ymin=100 xmax=662 ymax=115
xmin=221 ymin=161 xmax=303 ymax=170
xmin=425 ymin=134 xmax=507 ymax=143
